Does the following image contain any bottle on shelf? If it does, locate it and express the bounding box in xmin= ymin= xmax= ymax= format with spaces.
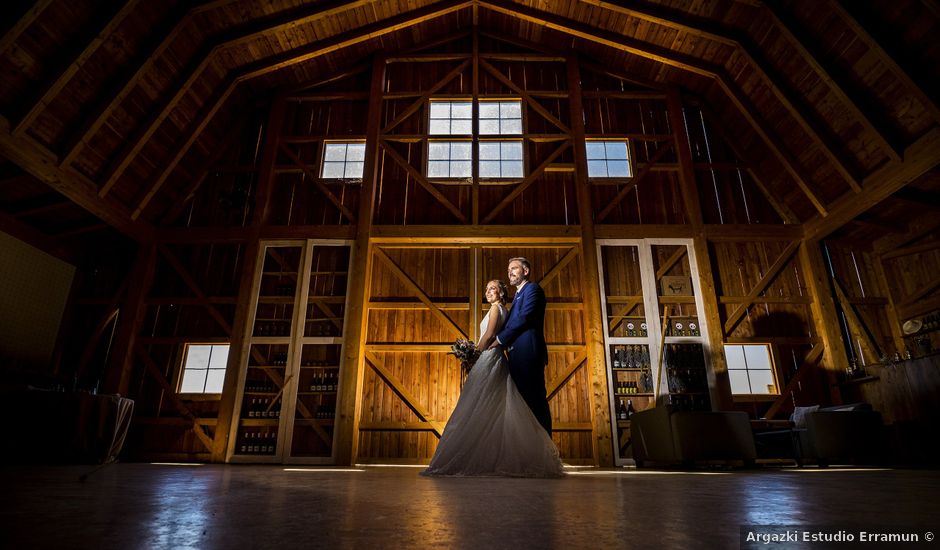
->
xmin=617 ymin=399 xmax=628 ymax=421
xmin=626 ymin=399 xmax=636 ymax=418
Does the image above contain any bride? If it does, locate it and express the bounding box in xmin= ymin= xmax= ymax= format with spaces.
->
xmin=422 ymin=279 xmax=565 ymax=477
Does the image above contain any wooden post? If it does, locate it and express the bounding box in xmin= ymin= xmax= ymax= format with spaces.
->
xmin=211 ymin=94 xmax=286 ymax=462
xmin=691 ymin=236 xmax=733 ymax=409
xmin=566 ymin=56 xmax=613 ymax=467
xmin=104 ymin=243 xmax=156 ymax=396
xmin=335 ymin=55 xmax=386 ymax=465
xmin=799 ymin=239 xmax=847 ymax=404
xmin=666 ymin=87 xmax=703 ymax=228
xmin=871 ymin=254 xmax=906 ymax=355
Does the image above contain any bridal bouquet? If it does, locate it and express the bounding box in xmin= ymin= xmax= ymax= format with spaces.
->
xmin=448 ymin=338 xmax=479 ymax=384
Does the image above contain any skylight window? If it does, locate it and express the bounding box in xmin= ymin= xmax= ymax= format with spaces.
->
xmin=321 ymin=142 xmax=366 ymax=179
xmin=586 ymin=140 xmax=632 ymax=178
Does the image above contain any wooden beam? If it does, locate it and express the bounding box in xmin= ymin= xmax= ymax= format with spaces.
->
xmin=832 ymin=277 xmax=884 ymax=361
xmin=540 ymin=247 xmax=580 ymax=288
xmin=798 ymin=240 xmax=847 ymax=402
xmin=567 ymin=57 xmax=612 ymax=467
xmin=157 ymin=244 xmax=234 ymax=334
xmin=692 ymin=236 xmax=733 ymax=409
xmin=105 ymin=244 xmax=156 ymax=395
xmin=379 ymin=140 xmax=467 ymax=223
xmin=831 ymin=2 xmax=940 ymax=123
xmin=0 ymin=116 xmax=153 ymax=242
xmin=880 ymin=239 xmax=940 ymax=261
xmin=278 ymin=143 xmax=357 ymax=223
xmin=481 ymin=140 xmax=571 ymax=224
xmin=0 ymin=210 xmax=71 ymax=262
xmin=136 ymin=347 xmax=215 ymax=451
xmin=364 ymin=351 xmax=444 ymax=437
xmin=803 ymin=128 xmax=940 ymax=241
xmin=874 ymin=214 xmax=940 ymax=255
xmin=0 ymin=0 xmax=54 ymax=55
xmin=763 ymin=345 xmax=823 ymax=419
xmin=723 ymin=241 xmax=800 ymax=335
xmin=762 ymin=3 xmax=901 ymax=161
xmin=59 ymin=3 xmax=194 ymax=168
xmin=479 ymin=58 xmax=569 ymax=133
xmin=381 ymin=59 xmax=471 ymax=134
xmin=666 ymin=88 xmax=704 ymax=226
xmin=546 ymin=351 xmax=587 ymax=401
xmin=13 ymin=0 xmax=140 ymax=136
xmin=373 ymin=247 xmax=467 ymax=339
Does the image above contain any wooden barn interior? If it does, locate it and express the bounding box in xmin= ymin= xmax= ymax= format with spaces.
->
xmin=1 ymin=0 xmax=939 ymax=547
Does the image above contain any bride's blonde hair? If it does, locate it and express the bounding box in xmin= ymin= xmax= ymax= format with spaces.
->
xmin=486 ymin=279 xmax=509 ymax=305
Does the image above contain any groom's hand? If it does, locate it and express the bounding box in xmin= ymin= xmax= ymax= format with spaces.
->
xmin=487 ymin=340 xmax=499 ymax=350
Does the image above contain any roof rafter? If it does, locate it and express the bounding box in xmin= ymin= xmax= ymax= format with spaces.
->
xmin=0 ymin=0 xmax=55 ymax=55
xmin=579 ymin=0 xmax=865 ymax=191
xmin=13 ymin=0 xmax=141 ymax=137
xmin=479 ymin=0 xmax=828 ymax=215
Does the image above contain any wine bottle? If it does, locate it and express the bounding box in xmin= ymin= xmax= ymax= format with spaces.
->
xmin=626 ymin=399 xmax=636 ymax=418
xmin=617 ymin=399 xmax=628 ymax=420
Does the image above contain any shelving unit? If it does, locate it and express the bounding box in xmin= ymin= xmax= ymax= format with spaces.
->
xmin=596 ymin=239 xmax=715 ymax=466
xmin=227 ymin=240 xmax=352 ymax=464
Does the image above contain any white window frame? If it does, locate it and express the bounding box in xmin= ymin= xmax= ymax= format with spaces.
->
xmin=178 ymin=343 xmax=230 ymax=396
xmin=724 ymin=343 xmax=778 ymax=396
xmin=427 ymin=139 xmax=473 ymax=179
xmin=428 ymin=100 xmax=473 ymax=136
xmin=478 ymin=139 xmax=524 ymax=179
xmin=586 ymin=139 xmax=633 ymax=179
xmin=478 ymin=100 xmax=523 ymax=135
xmin=320 ymin=141 xmax=366 ymax=180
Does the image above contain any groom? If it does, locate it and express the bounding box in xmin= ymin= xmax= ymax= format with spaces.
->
xmin=490 ymin=257 xmax=552 ymax=435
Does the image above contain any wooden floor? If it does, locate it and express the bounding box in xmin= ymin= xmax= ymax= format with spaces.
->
xmin=3 ymin=463 xmax=938 ymax=549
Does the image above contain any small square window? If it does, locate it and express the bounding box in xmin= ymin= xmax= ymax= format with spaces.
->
xmin=427 ymin=140 xmax=472 ymax=178
xmin=586 ymin=140 xmax=633 ymax=178
xmin=479 ymin=100 xmax=523 ymax=135
xmin=179 ymin=344 xmax=230 ymax=394
xmin=429 ymin=100 xmax=473 ymax=136
xmin=321 ymin=142 xmax=366 ymax=180
xmin=479 ymin=140 xmax=523 ymax=178
xmin=724 ymin=344 xmax=777 ymax=395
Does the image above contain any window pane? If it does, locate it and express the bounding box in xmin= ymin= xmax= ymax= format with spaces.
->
xmin=501 ymin=119 xmax=522 ymax=135
xmin=500 ymin=101 xmax=522 ymax=119
xmin=479 ymin=103 xmax=500 ymax=118
xmin=322 ymin=162 xmax=344 ymax=179
xmin=585 ymin=142 xmax=607 ymax=160
xmin=605 ymin=141 xmax=629 ymax=160
xmin=587 ymin=160 xmax=608 ymax=177
xmin=479 ymin=142 xmax=499 ymax=160
xmin=428 ymin=142 xmax=449 ymax=159
xmin=346 ymin=144 xmax=366 ymax=161
xmin=479 ymin=160 xmax=500 ymax=178
xmin=427 ymin=161 xmax=449 ymax=177
xmin=502 ymin=161 xmax=523 ymax=178
xmin=724 ymin=345 xmax=745 ymax=369
xmin=205 ymin=369 xmax=226 ymax=394
xmin=501 ymin=141 xmax=523 ymax=160
xmin=451 ymin=161 xmax=472 ymax=177
xmin=208 ymin=346 xmax=229 ymax=370
xmin=451 ymin=120 xmax=472 ymax=135
xmin=744 ymin=346 xmax=772 ymax=370
xmin=429 ymin=102 xmax=450 ymax=119
xmin=749 ymin=370 xmax=775 ymax=394
xmin=728 ymin=369 xmax=751 ymax=394
xmin=479 ymin=119 xmax=499 ymax=134
xmin=429 ymin=119 xmax=450 ymax=135
xmin=607 ymin=161 xmax=631 ymax=177
xmin=323 ymin=144 xmax=346 ymax=162
xmin=180 ymin=369 xmax=207 ymax=393
xmin=451 ymin=102 xmax=472 ymax=119
xmin=186 ymin=345 xmax=212 ymax=369
xmin=451 ymin=142 xmax=472 ymax=159
xmin=344 ymin=162 xmax=364 ymax=178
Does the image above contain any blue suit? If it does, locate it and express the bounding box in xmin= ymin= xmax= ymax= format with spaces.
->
xmin=497 ymin=281 xmax=551 ymax=435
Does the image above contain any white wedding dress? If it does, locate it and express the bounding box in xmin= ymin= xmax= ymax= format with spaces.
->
xmin=422 ymin=305 xmax=565 ymax=477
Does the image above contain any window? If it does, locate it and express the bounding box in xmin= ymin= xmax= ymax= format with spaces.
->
xmin=586 ymin=140 xmax=632 ymax=178
xmin=427 ymin=141 xmax=472 ymax=178
xmin=479 ymin=140 xmax=523 ymax=178
xmin=479 ymin=101 xmax=522 ymax=135
xmin=429 ymin=100 xmax=472 ymax=135
xmin=321 ymin=142 xmax=365 ymax=179
xmin=179 ymin=344 xmax=230 ymax=394
xmin=724 ymin=344 xmax=776 ymax=395
xmin=427 ymin=99 xmax=524 ymax=180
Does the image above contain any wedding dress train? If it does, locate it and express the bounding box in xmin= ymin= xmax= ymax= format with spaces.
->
xmin=422 ymin=305 xmax=565 ymax=477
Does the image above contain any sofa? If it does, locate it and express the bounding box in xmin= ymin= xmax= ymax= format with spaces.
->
xmin=630 ymin=406 xmax=757 ymax=468
xmin=754 ymin=403 xmax=884 ymax=467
